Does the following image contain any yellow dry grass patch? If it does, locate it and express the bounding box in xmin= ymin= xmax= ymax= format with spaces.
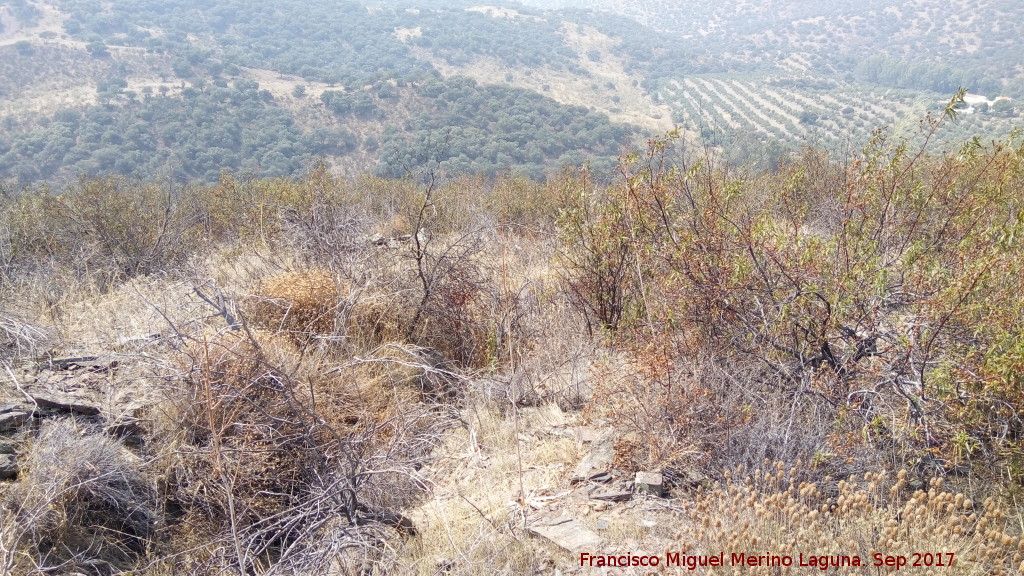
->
xmin=398 ymin=402 xmax=579 ymax=575
xmin=246 ymin=268 xmax=342 ymax=341
xmin=242 ymin=265 xmax=416 ymax=353
xmin=57 ymin=275 xmax=200 ymax=349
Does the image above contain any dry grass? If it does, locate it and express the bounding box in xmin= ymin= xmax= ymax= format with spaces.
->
xmin=0 ymin=311 xmax=49 ymax=363
xmin=1 ymin=421 xmax=156 ymax=575
xmin=244 ymin=269 xmax=342 ymax=345
xmin=675 ymin=466 xmax=1024 ymax=575
xmin=1 ymin=136 xmax=1022 ymax=575
xmin=397 ymin=400 xmax=579 ymax=576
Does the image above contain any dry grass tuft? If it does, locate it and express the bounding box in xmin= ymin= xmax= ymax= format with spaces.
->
xmin=0 ymin=311 xmax=50 ymax=363
xmin=147 ymin=327 xmax=450 ymax=574
xmin=244 ymin=269 xmax=342 ymax=344
xmin=1 ymin=421 xmax=156 ymax=575
xmin=162 ymin=329 xmax=316 ymax=517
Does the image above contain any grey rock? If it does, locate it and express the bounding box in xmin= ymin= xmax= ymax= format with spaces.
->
xmin=0 ymin=453 xmax=18 ymax=480
xmin=36 ymin=356 xmax=116 ymax=372
xmin=571 ymin=429 xmax=616 ymax=484
xmin=31 ymin=392 xmax=101 ymax=416
xmin=106 ymin=417 xmax=146 ymax=447
xmin=0 ymin=409 xmax=31 ymax=432
xmin=106 ymin=417 xmax=145 ymax=437
xmin=528 ymin=513 xmax=602 ymax=551
xmin=590 ymin=489 xmax=632 ymax=502
xmin=635 ymin=471 xmax=665 ymax=497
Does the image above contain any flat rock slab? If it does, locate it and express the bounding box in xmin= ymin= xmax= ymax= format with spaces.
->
xmin=572 ymin=429 xmax=616 ymax=483
xmin=590 ymin=489 xmax=632 ymax=502
xmin=35 ymin=357 xmax=117 ymax=372
xmin=528 ymin=513 xmax=602 ymax=551
xmin=31 ymin=392 xmax=101 ymax=416
xmin=33 ymin=369 xmax=107 ymax=392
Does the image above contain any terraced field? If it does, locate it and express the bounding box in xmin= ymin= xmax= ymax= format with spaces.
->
xmin=661 ymin=76 xmax=940 ymax=147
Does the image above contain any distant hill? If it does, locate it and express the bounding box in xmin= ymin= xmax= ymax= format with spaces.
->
xmin=0 ymin=0 xmax=646 ymax=184
xmin=0 ymin=0 xmax=1021 ymax=187
xmin=520 ymin=0 xmax=1024 ymax=89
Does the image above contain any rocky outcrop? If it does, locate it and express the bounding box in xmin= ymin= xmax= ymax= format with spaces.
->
xmin=0 ymin=405 xmax=31 ymax=431
xmin=1 ymin=356 xmax=155 ymax=481
xmin=571 ymin=428 xmax=617 ymax=484
xmin=0 ymin=453 xmax=18 ymax=479
xmin=31 ymin=391 xmax=102 ymax=415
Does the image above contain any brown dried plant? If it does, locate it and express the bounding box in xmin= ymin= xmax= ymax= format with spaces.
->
xmin=678 ymin=465 xmax=1024 ymax=575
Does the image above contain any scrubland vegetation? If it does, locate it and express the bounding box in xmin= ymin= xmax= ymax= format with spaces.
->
xmin=2 ymin=95 xmax=1024 ymax=574
xmin=4 ymin=0 xmax=1020 ymax=188
xmin=4 ymin=0 xmax=1024 ymax=573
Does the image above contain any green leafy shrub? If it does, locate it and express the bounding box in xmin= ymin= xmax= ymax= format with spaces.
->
xmin=561 ymin=103 xmax=1024 ymax=479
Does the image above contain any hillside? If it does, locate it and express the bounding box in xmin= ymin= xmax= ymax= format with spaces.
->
xmin=3 ymin=0 xmax=1024 ymax=567
xmin=522 ymin=0 xmax=1024 ymax=85
xmin=2 ymin=123 xmax=1024 ymax=574
xmin=2 ymin=4 xmax=1024 ymax=572
xmin=1 ymin=0 xmax=1021 ymax=187
xmin=0 ymin=0 xmax=654 ymax=184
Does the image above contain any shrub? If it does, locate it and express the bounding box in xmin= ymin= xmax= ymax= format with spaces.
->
xmin=244 ymin=269 xmax=341 ymax=345
xmin=556 ymin=166 xmax=637 ymax=333
xmin=55 ymin=176 xmax=202 ymax=281
xmin=153 ymin=327 xmax=445 ymax=573
xmin=0 ymin=176 xmax=203 ymax=290
xmin=157 ymin=329 xmax=368 ymax=572
xmin=0 ymin=312 xmax=49 ymax=363
xmin=561 ymin=113 xmax=1024 ymax=480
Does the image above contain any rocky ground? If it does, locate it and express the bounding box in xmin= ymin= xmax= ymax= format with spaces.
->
xmin=1 ymin=346 xmax=701 ymax=576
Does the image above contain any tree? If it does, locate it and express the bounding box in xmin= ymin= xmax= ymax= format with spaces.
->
xmin=86 ymin=41 xmax=110 ymax=58
xmin=292 ymin=84 xmax=307 ymax=98
xmin=14 ymin=40 xmax=34 ymax=56
xmin=992 ymin=99 xmax=1015 ymax=117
